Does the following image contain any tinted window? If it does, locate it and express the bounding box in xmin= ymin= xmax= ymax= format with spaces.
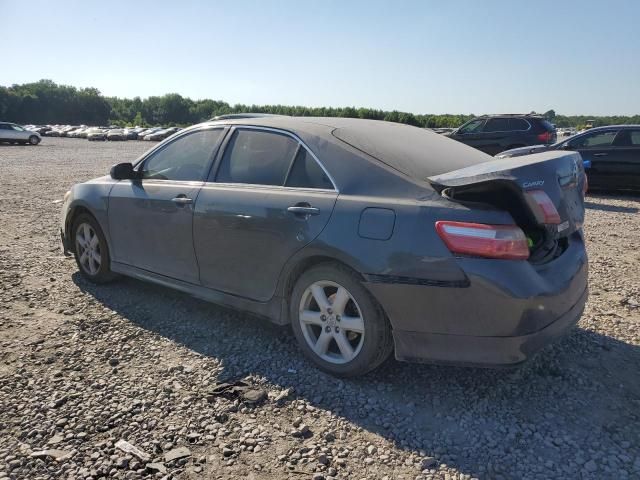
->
xmin=509 ymin=118 xmax=530 ymax=131
xmin=286 ymin=148 xmax=333 ymax=189
xmin=141 ymin=129 xmax=222 ymax=181
xmin=483 ymin=118 xmax=510 ymax=132
xmin=571 ymin=131 xmax=617 ymax=148
xmin=216 ymin=129 xmax=298 ymax=186
xmin=0 ymin=124 xmax=9 ymax=130
xmin=458 ymin=119 xmax=484 ymax=134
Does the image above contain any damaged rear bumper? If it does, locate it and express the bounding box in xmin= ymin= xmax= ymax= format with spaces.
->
xmin=392 ymin=286 xmax=587 ymax=366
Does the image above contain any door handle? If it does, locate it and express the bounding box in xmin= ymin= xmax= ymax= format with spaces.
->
xmin=593 ymin=153 xmax=608 ymax=157
xmin=287 ymin=205 xmax=320 ymax=216
xmin=171 ymin=196 xmax=193 ymax=206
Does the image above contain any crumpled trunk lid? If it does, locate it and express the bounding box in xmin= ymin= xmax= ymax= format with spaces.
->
xmin=428 ymin=150 xmax=586 ymax=262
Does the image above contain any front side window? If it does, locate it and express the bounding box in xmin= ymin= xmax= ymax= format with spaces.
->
xmin=216 ymin=129 xmax=298 ymax=186
xmin=570 ymin=131 xmax=618 ymax=149
xmin=10 ymin=125 xmax=25 ymax=131
xmin=141 ymin=128 xmax=222 ymax=181
xmin=630 ymin=131 xmax=640 ymax=146
xmin=458 ymin=119 xmax=484 ymax=134
xmin=286 ymin=148 xmax=334 ymax=189
xmin=483 ymin=118 xmax=510 ymax=132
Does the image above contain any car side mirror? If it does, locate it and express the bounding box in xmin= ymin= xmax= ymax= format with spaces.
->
xmin=110 ymin=162 xmax=138 ymax=180
xmin=561 ymin=144 xmax=574 ymax=150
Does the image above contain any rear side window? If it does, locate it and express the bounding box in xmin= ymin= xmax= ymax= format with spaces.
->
xmin=509 ymin=118 xmax=530 ymax=131
xmin=0 ymin=124 xmax=9 ymax=130
xmin=216 ymin=129 xmax=298 ymax=186
xmin=483 ymin=118 xmax=510 ymax=132
xmin=286 ymin=148 xmax=334 ymax=189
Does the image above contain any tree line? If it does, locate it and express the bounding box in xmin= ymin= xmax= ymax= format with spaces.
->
xmin=2 ymin=80 xmax=639 ymax=129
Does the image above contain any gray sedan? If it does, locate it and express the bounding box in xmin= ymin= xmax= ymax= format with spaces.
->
xmin=60 ymin=117 xmax=588 ymax=376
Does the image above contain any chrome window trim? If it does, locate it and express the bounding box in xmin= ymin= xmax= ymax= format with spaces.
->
xmin=200 ymin=181 xmax=337 ymax=194
xmin=210 ymin=124 xmax=339 ymax=193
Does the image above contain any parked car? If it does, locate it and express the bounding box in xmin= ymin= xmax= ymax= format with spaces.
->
xmin=106 ymin=129 xmax=127 ymax=141
xmin=0 ymin=122 xmax=41 ymax=145
xmin=138 ymin=127 xmax=162 ymax=140
xmin=446 ymin=114 xmax=557 ymax=155
xmin=124 ymin=128 xmax=139 ymax=140
xmin=60 ymin=117 xmax=588 ymax=376
xmin=86 ymin=129 xmax=107 ymax=141
xmin=497 ymin=125 xmax=640 ymax=191
xmin=144 ymin=127 xmax=180 ymax=141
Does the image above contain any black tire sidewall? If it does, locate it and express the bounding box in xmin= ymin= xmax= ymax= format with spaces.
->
xmin=72 ymin=214 xmax=114 ymax=283
xmin=290 ymin=264 xmax=391 ymax=377
xmin=29 ymin=136 xmax=40 ymax=145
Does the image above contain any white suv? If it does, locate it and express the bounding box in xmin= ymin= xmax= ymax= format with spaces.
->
xmin=0 ymin=122 xmax=41 ymax=145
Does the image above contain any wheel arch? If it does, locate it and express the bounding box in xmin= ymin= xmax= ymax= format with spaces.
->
xmin=281 ymin=254 xmax=365 ymax=301
xmin=275 ymin=251 xmax=393 ymax=330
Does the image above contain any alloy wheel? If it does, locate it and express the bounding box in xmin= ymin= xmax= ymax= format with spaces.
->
xmin=298 ymin=280 xmax=365 ymax=364
xmin=75 ymin=223 xmax=102 ymax=275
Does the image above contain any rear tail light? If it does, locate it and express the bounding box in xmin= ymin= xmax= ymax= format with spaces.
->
xmin=525 ymin=189 xmax=561 ymax=224
xmin=537 ymin=131 xmax=553 ymax=143
xmin=435 ymin=221 xmax=529 ymax=260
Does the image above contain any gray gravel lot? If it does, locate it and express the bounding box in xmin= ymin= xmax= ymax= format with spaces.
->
xmin=1 ymin=138 xmax=639 ymax=480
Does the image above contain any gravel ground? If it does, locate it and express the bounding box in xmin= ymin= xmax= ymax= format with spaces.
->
xmin=1 ymin=138 xmax=639 ymax=480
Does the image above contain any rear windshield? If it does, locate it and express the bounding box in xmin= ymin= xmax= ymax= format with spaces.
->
xmin=540 ymin=120 xmax=556 ymax=131
xmin=332 ymin=122 xmax=491 ymax=179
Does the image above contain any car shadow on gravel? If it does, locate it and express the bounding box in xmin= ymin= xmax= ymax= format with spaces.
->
xmin=74 ymin=273 xmax=640 ymax=477
xmin=585 ymin=200 xmax=639 ymax=213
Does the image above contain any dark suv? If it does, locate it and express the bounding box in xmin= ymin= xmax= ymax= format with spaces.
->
xmin=446 ymin=114 xmax=557 ymax=156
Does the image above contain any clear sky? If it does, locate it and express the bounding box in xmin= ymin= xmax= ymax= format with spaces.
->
xmin=2 ymin=0 xmax=638 ymax=115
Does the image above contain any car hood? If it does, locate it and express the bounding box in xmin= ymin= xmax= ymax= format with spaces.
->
xmin=496 ymin=144 xmax=552 ymax=158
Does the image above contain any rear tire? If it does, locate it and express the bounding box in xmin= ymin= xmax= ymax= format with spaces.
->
xmin=72 ymin=213 xmax=117 ymax=283
xmin=28 ymin=135 xmax=40 ymax=145
xmin=290 ymin=263 xmax=393 ymax=377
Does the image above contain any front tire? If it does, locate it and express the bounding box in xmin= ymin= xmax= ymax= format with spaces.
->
xmin=28 ymin=135 xmax=40 ymax=145
xmin=290 ymin=263 xmax=393 ymax=377
xmin=72 ymin=214 xmax=117 ymax=283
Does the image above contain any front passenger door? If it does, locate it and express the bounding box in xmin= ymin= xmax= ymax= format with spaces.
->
xmin=108 ymin=127 xmax=225 ymax=283
xmin=569 ymin=130 xmax=619 ymax=189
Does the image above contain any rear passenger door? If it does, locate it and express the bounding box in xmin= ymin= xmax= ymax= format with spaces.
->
xmin=193 ymin=127 xmax=338 ymax=302
xmin=477 ymin=117 xmax=512 ymax=155
xmin=610 ymin=129 xmax=640 ymax=189
xmin=0 ymin=123 xmax=16 ymax=141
